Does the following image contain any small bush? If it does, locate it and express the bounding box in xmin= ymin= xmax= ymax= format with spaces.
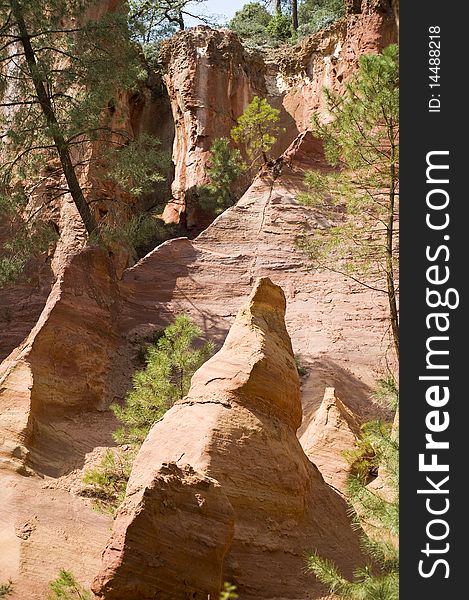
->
xmin=82 ymin=315 xmax=213 ymax=513
xmin=220 ymin=582 xmax=238 ymax=600
xmin=294 ymin=354 xmax=308 ymax=377
xmin=81 ymin=448 xmax=134 ymax=514
xmin=0 ymin=581 xmax=13 ymax=598
xmin=92 ymin=211 xmax=179 ymax=263
xmin=48 ymin=570 xmax=92 ymax=600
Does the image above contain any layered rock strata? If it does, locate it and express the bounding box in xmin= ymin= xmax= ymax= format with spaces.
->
xmin=0 ymin=248 xmax=120 ymax=476
xmin=300 ymin=387 xmax=361 ymax=492
xmin=158 ymin=1 xmax=397 ymax=224
xmin=93 ymin=278 xmax=362 ymax=599
xmin=159 ymin=26 xmax=267 ymax=228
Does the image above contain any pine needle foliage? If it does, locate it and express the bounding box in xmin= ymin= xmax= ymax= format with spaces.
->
xmin=0 ymin=188 xmax=58 ymax=287
xmin=231 ymin=96 xmax=284 ymax=164
xmin=198 ymin=137 xmax=245 ymax=215
xmin=297 ymin=44 xmax=399 ymax=358
xmin=219 ymin=582 xmax=239 ymax=600
xmin=0 ymin=1 xmax=168 ymax=284
xmin=105 ymin=133 xmax=170 ymax=198
xmin=0 ymin=0 xmax=142 ymax=234
xmin=307 ymin=383 xmax=399 ymax=600
xmin=91 ymin=209 xmax=178 ymax=262
xmin=81 ymin=315 xmax=212 ymax=513
xmin=81 ymin=448 xmax=134 ymax=514
xmin=48 ymin=570 xmax=92 ymax=600
xmin=111 ymin=315 xmax=213 ymax=445
xmin=0 ymin=581 xmax=13 ymax=598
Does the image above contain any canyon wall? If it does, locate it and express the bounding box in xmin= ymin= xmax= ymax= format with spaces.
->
xmin=159 ymin=0 xmax=396 ymax=225
xmin=0 ymin=2 xmax=397 ymax=596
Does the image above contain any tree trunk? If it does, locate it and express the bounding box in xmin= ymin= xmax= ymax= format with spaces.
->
xmin=177 ymin=10 xmax=184 ymax=30
xmin=275 ymin=0 xmax=282 ymax=15
xmin=291 ymin=0 xmax=298 ymax=31
xmin=386 ymin=138 xmax=399 ymax=360
xmin=10 ymin=0 xmax=98 ymax=236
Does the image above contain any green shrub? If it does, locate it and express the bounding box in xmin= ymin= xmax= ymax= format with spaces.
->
xmin=198 ymin=138 xmax=245 ymax=216
xmin=220 ymin=582 xmax=238 ymax=599
xmin=0 ymin=581 xmax=13 ymax=598
xmin=48 ymin=570 xmax=92 ymax=600
xmin=81 ymin=448 xmax=134 ymax=514
xmin=231 ymin=96 xmax=284 ymax=164
xmin=105 ymin=133 xmax=170 ymax=198
xmin=111 ymin=315 xmax=213 ymax=445
xmin=0 ymin=215 xmax=58 ymax=288
xmin=81 ymin=315 xmax=213 ymax=513
xmin=294 ymin=354 xmax=308 ymax=377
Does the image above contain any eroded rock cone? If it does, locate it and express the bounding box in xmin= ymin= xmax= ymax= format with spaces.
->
xmin=300 ymin=387 xmax=361 ymax=492
xmin=92 ymin=278 xmax=362 ymax=599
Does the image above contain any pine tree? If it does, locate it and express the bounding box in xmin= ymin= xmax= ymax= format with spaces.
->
xmin=111 ymin=315 xmax=213 ymax=445
xmin=307 ymin=382 xmax=399 ymax=600
xmin=231 ymin=96 xmax=284 ymax=164
xmin=81 ymin=448 xmax=133 ymax=514
xmin=1 ymin=0 xmax=136 ymax=235
xmin=198 ymin=137 xmax=245 ymax=215
xmin=0 ymin=1 xmax=168 ymax=285
xmin=298 ymin=44 xmax=399 ymax=358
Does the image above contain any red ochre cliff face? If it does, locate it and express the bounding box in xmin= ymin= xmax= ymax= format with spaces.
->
xmin=0 ymin=3 xmax=397 ymax=598
xmin=159 ymin=0 xmax=395 ymax=226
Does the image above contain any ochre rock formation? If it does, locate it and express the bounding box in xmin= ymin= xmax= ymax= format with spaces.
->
xmin=159 ymin=26 xmax=266 ymax=228
xmin=93 ymin=278 xmax=362 ymax=600
xmin=0 ymin=248 xmax=120 ymax=477
xmin=158 ymin=1 xmax=397 ymax=225
xmin=0 ymin=6 xmax=396 ymax=594
xmin=275 ymin=0 xmax=397 ymax=131
xmin=300 ymin=387 xmax=361 ymax=492
xmin=92 ymin=463 xmax=234 ymax=599
xmin=116 ymin=131 xmax=390 ymax=427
